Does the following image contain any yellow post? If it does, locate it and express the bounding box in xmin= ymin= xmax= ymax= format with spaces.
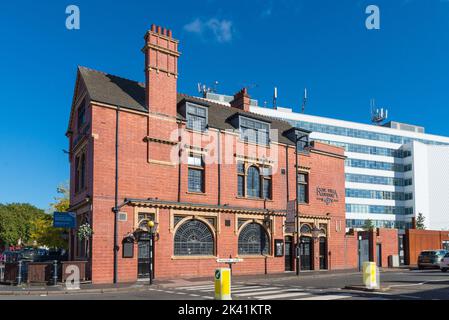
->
xmin=362 ymin=262 xmax=379 ymax=289
xmin=214 ymin=268 xmax=232 ymax=300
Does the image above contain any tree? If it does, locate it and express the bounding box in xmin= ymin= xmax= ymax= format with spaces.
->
xmin=50 ymin=182 xmax=70 ymax=213
xmin=0 ymin=203 xmax=46 ymax=248
xmin=30 ymin=215 xmax=68 ymax=249
xmin=362 ymin=219 xmax=375 ymax=231
xmin=30 ymin=183 xmax=70 ymax=249
xmin=416 ymin=213 xmax=426 ymax=230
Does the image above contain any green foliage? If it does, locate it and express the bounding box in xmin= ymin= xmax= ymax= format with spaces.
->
xmin=30 ymin=215 xmax=68 ymax=249
xmin=362 ymin=219 xmax=375 ymax=231
xmin=50 ymin=181 xmax=70 ymax=213
xmin=0 ymin=203 xmax=46 ymax=247
xmin=0 ymin=183 xmax=70 ymax=249
xmin=416 ymin=213 xmax=426 ymax=230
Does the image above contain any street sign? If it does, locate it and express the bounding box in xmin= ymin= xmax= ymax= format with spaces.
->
xmin=53 ymin=212 xmax=76 ymax=229
xmin=286 ymin=200 xmax=296 ymax=224
xmin=216 ymin=258 xmax=243 ymax=264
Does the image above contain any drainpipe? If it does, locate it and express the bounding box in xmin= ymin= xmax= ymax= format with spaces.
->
xmin=217 ymin=129 xmax=222 ymax=206
xmin=178 ymin=122 xmax=182 ymax=203
xmin=285 ymin=145 xmax=290 ymax=204
xmin=113 ymin=106 xmax=120 ymax=284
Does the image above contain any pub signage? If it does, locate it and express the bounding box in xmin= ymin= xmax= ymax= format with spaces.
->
xmin=316 ymin=187 xmax=339 ymax=205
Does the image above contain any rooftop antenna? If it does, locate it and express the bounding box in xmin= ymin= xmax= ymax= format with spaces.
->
xmin=370 ymin=98 xmax=388 ymax=125
xmin=273 ymin=87 xmax=278 ymax=109
xmin=301 ymin=88 xmax=308 ymax=114
xmin=197 ymin=81 xmax=220 ymax=98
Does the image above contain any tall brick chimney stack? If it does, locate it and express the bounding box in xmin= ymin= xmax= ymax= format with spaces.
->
xmin=230 ymin=88 xmax=251 ymax=112
xmin=143 ymin=24 xmax=180 ymax=117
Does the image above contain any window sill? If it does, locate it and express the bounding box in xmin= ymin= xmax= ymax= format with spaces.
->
xmin=236 ymin=196 xmax=273 ymax=202
xmin=185 ymin=128 xmax=209 ymax=136
xmin=171 ymin=255 xmax=217 ymax=260
xmin=186 ymin=191 xmax=207 ymax=196
xmin=237 ymin=255 xmax=272 ymax=259
xmin=238 ymin=139 xmax=271 ymax=148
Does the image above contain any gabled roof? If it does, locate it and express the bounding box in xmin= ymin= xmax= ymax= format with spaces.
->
xmin=78 ymin=66 xmax=147 ymax=112
xmin=77 ymin=66 xmax=297 ymax=145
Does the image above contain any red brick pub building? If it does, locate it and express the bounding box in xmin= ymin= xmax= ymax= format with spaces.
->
xmin=67 ymin=25 xmax=354 ymax=284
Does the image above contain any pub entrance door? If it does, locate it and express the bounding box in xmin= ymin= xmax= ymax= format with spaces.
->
xmin=284 ymin=236 xmax=294 ymax=271
xmin=137 ymin=232 xmax=150 ymax=278
xmin=300 ymin=236 xmax=313 ymax=271
xmin=319 ymin=237 xmax=328 ymax=270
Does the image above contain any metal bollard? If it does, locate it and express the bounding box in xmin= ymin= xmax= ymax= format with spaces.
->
xmin=53 ymin=260 xmax=58 ymax=286
xmin=17 ymin=261 xmax=22 ymax=285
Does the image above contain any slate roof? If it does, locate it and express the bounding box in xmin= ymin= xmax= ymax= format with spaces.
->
xmin=78 ymin=66 xmax=296 ymax=145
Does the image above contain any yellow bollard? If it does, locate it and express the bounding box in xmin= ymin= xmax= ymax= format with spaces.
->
xmin=214 ymin=268 xmax=232 ymax=300
xmin=362 ymin=262 xmax=379 ymax=289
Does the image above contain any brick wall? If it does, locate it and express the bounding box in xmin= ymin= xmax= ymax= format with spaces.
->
xmin=67 ymin=24 xmax=353 ymax=283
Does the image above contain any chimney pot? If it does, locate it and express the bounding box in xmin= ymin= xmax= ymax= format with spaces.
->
xmin=151 ymin=24 xmax=156 ymax=32
xmin=157 ymin=26 xmax=162 ymax=34
xmin=168 ymin=29 xmax=173 ymax=37
xmin=230 ymin=88 xmax=251 ymax=112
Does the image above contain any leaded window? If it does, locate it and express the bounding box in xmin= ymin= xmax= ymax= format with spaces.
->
xmin=263 ymin=177 xmax=271 ymax=199
xmin=75 ymin=152 xmax=86 ymax=193
xmin=239 ymin=116 xmax=270 ymax=145
xmin=77 ymin=99 xmax=86 ymax=131
xmin=188 ymin=154 xmax=205 ymax=193
xmin=298 ymin=173 xmax=309 ymax=203
xmin=186 ymin=104 xmax=208 ymax=132
xmin=238 ymin=223 xmax=269 ymax=255
xmin=237 ymin=161 xmax=245 ymax=197
xmin=300 ymin=224 xmax=311 ymax=234
xmin=247 ymin=166 xmax=261 ymax=198
xmin=174 ymin=220 xmax=214 ymax=256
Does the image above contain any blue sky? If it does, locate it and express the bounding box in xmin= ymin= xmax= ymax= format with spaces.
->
xmin=1 ymin=0 xmax=449 ymax=210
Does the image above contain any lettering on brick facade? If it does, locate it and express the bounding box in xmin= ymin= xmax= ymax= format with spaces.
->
xmin=316 ymin=187 xmax=339 ymax=205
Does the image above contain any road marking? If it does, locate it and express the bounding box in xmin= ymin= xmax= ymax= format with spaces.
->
xmin=399 ymin=295 xmax=421 ymax=299
xmin=232 ymin=286 xmax=279 ymax=293
xmin=177 ymin=284 xmax=214 ymax=290
xmin=258 ymin=292 xmax=310 ymax=300
xmin=235 ymin=289 xmax=292 ymax=297
xmin=294 ymin=295 xmax=352 ymax=301
xmin=197 ymin=285 xmax=246 ymax=292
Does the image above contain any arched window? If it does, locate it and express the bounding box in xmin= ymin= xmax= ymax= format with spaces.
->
xmin=174 ymin=220 xmax=214 ymax=256
xmin=238 ymin=223 xmax=269 ymax=255
xmin=300 ymin=224 xmax=312 ymax=234
xmin=247 ymin=166 xmax=260 ymax=198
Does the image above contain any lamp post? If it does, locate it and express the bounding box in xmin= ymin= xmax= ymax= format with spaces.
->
xmin=147 ymin=220 xmax=158 ymax=285
xmin=294 ymin=130 xmax=310 ymax=276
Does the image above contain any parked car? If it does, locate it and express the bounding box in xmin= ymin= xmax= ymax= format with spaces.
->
xmin=20 ymin=247 xmax=37 ymax=261
xmin=418 ymin=250 xmax=449 ymax=269
xmin=439 ymin=252 xmax=449 ymax=272
xmin=2 ymin=251 xmax=23 ymax=263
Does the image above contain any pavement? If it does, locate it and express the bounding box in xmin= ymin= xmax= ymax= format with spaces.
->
xmin=1 ymin=267 xmax=448 ymax=300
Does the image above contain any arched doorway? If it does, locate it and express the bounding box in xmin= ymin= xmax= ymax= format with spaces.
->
xmin=136 ymin=231 xmax=151 ymax=279
xmin=284 ymin=236 xmax=294 ymax=271
xmin=300 ymin=236 xmax=313 ymax=271
xmin=319 ymin=237 xmax=328 ymax=270
xmin=299 ymin=224 xmax=313 ymax=271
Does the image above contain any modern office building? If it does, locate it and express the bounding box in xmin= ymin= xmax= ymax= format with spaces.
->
xmin=202 ymin=93 xmax=449 ymax=231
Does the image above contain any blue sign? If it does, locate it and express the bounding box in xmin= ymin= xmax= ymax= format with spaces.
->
xmin=53 ymin=212 xmax=76 ymax=229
